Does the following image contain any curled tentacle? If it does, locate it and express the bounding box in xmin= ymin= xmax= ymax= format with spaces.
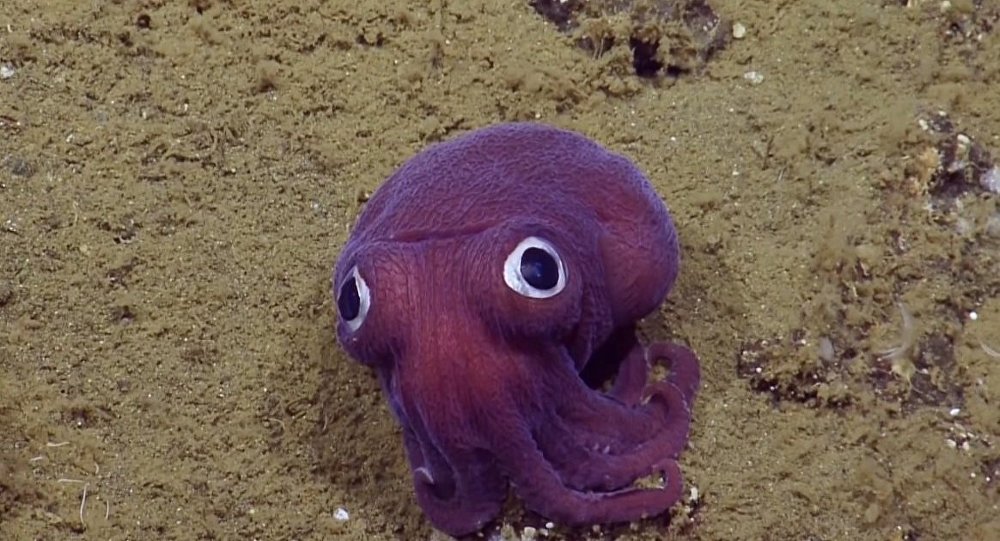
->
xmin=608 ymin=341 xmax=651 ymax=406
xmin=533 ymin=408 xmax=686 ymax=492
xmin=541 ymin=346 xmax=691 ymax=451
xmin=490 ymin=420 xmax=686 ymax=527
xmin=548 ymin=384 xmax=668 ymax=452
xmin=646 ymin=342 xmax=701 ymax=406
xmin=523 ymin=347 xmax=694 ymax=491
xmin=399 ymin=414 xmax=506 ymax=536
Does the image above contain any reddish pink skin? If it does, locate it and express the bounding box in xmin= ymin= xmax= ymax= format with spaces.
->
xmin=333 ymin=122 xmax=700 ymax=536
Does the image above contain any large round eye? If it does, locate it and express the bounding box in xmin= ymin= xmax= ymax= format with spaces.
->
xmin=503 ymin=236 xmax=566 ymax=299
xmin=337 ymin=266 xmax=371 ymax=332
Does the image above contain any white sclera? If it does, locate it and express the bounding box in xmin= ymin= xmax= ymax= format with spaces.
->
xmin=341 ymin=266 xmax=371 ymax=332
xmin=503 ymin=236 xmax=566 ymax=299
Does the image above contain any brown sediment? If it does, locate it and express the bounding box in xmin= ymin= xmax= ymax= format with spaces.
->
xmin=2 ymin=0 xmax=999 ymax=540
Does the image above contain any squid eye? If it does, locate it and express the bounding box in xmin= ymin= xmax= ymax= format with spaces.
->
xmin=503 ymin=236 xmax=566 ymax=299
xmin=337 ymin=266 xmax=371 ymax=332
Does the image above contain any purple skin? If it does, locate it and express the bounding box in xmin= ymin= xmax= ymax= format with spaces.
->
xmin=332 ymin=122 xmax=700 ymax=537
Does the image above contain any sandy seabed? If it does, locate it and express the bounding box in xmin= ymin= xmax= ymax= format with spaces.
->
xmin=2 ymin=1 xmax=999 ymax=540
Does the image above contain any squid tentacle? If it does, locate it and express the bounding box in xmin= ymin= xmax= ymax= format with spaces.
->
xmin=521 ymin=349 xmax=694 ymax=491
xmin=539 ymin=345 xmax=693 ymax=453
xmin=490 ymin=421 xmax=686 ymax=527
xmin=399 ymin=411 xmax=506 ymax=537
xmin=646 ymin=341 xmax=700 ymax=406
xmin=533 ymin=403 xmax=688 ymax=492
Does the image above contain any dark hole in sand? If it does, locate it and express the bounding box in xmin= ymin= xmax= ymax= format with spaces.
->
xmin=529 ymin=0 xmax=731 ymax=78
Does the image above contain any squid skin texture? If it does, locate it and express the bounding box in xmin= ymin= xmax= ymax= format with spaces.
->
xmin=332 ymin=122 xmax=701 ymax=537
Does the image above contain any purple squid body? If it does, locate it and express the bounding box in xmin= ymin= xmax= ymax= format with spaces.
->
xmin=332 ymin=122 xmax=700 ymax=536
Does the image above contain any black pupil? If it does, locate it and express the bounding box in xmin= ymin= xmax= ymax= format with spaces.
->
xmin=338 ymin=277 xmax=361 ymax=320
xmin=520 ymin=247 xmax=559 ymax=290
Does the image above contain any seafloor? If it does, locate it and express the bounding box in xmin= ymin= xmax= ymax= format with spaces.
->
xmin=2 ymin=1 xmax=998 ymax=540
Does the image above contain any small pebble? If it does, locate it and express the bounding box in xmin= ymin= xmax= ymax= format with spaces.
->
xmin=949 ymin=407 xmax=961 ymax=417
xmin=987 ymin=214 xmax=1000 ymax=238
xmin=333 ymin=507 xmax=349 ymax=521
xmin=980 ymin=165 xmax=999 ymax=194
xmin=732 ymin=22 xmax=747 ymax=39
xmin=818 ymin=337 xmax=835 ymax=363
xmin=743 ymin=71 xmax=764 ymax=85
xmin=0 ymin=64 xmax=14 ymax=79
